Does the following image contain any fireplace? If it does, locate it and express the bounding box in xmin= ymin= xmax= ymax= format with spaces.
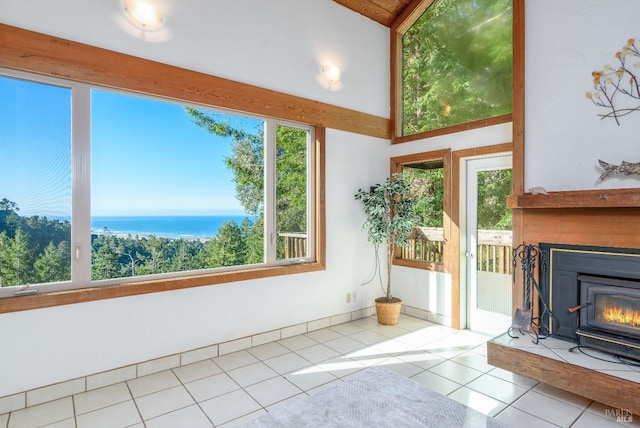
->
xmin=576 ymin=275 xmax=640 ymax=359
xmin=539 ymin=244 xmax=640 ymax=360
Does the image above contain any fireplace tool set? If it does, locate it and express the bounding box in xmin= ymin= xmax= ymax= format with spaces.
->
xmin=508 ymin=243 xmax=551 ymax=344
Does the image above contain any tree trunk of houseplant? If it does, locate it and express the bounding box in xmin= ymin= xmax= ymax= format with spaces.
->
xmin=375 ymin=241 xmax=402 ymax=325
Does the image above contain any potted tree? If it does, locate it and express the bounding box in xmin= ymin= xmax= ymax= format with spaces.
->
xmin=355 ymin=173 xmax=418 ymax=325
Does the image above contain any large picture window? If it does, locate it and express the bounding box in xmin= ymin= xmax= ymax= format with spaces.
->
xmin=0 ymin=70 xmax=316 ymax=297
xmin=401 ymin=0 xmax=513 ymax=136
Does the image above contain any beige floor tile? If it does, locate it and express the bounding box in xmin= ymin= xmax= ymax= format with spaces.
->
xmin=185 ymin=373 xmax=240 ymax=402
xmin=8 ymin=397 xmax=73 ymax=428
xmin=277 ymin=335 xmax=318 ymax=351
xmin=410 ymin=370 xmax=461 ymax=396
xmin=226 ymin=362 xmax=278 ymax=387
xmin=145 ymin=404 xmax=213 ymax=428
xmin=466 ymin=373 xmax=528 ymax=405
xmin=495 ymin=406 xmax=560 ymax=428
xmin=41 ymin=418 xmax=76 ymax=428
xmin=172 ymin=360 xmax=222 ymax=384
xmin=0 ymin=413 xmax=8 ymax=428
xmin=199 ymin=390 xmax=262 ymax=426
xmin=447 ymin=386 xmax=508 ymax=417
xmin=76 ymin=400 xmax=141 ymax=428
xmin=295 ymin=343 xmax=340 ymax=363
xmin=304 ymin=328 xmax=343 ymax=343
xmin=217 ymin=409 xmax=267 ymax=428
xmin=428 ymin=360 xmax=484 ymax=385
xmin=213 ymin=350 xmax=259 ymax=372
xmin=512 ymin=390 xmax=585 ymax=427
xmin=74 ymin=382 xmax=132 ymax=415
xmin=127 ymin=370 xmax=181 ymax=398
xmin=285 ymin=366 xmax=338 ymax=391
xmin=375 ymin=356 xmax=424 ymax=378
xmin=244 ymin=376 xmax=302 ymax=407
xmin=571 ymin=410 xmax=627 ymax=428
xmin=263 ymin=352 xmax=311 ymax=375
xmin=134 ymin=385 xmax=194 ymax=420
xmin=247 ymin=342 xmax=291 ymax=361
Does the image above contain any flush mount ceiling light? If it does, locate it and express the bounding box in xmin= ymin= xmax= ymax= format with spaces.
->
xmin=124 ymin=0 xmax=163 ymax=30
xmin=321 ymin=64 xmax=341 ymax=84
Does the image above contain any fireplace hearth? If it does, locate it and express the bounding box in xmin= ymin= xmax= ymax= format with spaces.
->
xmin=539 ymin=244 xmax=640 ymax=360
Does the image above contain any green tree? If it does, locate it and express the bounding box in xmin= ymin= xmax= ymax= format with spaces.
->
xmin=1 ymin=228 xmax=34 ymax=286
xmin=92 ymin=234 xmax=123 ymax=280
xmin=403 ymin=0 xmax=513 ymax=134
xmin=184 ymin=109 xmax=308 ymax=261
xmin=477 ymin=169 xmax=512 ymax=230
xmin=241 ymin=217 xmax=263 ymax=264
xmin=207 ymin=221 xmax=247 ymax=267
xmin=138 ymin=236 xmax=168 ymax=275
xmin=34 ymin=241 xmax=70 ymax=283
xmin=403 ymin=165 xmax=444 ymax=227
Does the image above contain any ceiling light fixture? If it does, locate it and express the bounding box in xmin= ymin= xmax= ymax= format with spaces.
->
xmin=321 ymin=64 xmax=341 ymax=84
xmin=124 ymin=0 xmax=163 ymax=30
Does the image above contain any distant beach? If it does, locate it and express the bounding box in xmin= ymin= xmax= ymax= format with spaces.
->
xmin=91 ymin=215 xmax=252 ymax=240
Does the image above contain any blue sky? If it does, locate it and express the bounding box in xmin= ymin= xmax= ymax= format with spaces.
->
xmin=1 ymin=75 xmax=262 ymax=217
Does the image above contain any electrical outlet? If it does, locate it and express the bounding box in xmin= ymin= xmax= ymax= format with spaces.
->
xmin=346 ymin=293 xmax=351 ymax=303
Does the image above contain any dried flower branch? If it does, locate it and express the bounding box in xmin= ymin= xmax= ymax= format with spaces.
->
xmin=586 ymin=38 xmax=640 ymax=125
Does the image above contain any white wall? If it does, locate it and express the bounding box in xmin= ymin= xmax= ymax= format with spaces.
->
xmin=525 ymin=0 xmax=640 ymax=191
xmin=0 ymin=0 xmax=391 ymax=397
xmin=0 ymin=0 xmax=389 ymax=118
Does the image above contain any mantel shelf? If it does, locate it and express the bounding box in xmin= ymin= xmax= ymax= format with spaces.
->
xmin=507 ymin=188 xmax=640 ymax=209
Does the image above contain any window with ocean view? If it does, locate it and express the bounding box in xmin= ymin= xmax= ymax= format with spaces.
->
xmin=0 ymin=74 xmax=72 ymax=289
xmin=0 ymin=69 xmax=316 ymax=297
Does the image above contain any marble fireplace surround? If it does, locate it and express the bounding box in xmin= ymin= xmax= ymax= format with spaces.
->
xmin=488 ymin=197 xmax=640 ymax=415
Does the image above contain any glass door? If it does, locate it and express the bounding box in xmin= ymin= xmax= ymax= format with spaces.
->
xmin=465 ymin=155 xmax=512 ymax=335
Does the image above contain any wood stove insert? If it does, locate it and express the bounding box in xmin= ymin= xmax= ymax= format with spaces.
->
xmin=539 ymin=244 xmax=640 ymax=360
xmin=576 ymin=275 xmax=640 ymax=360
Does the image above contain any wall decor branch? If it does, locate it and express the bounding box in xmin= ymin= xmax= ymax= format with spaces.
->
xmin=586 ymin=38 xmax=640 ymax=125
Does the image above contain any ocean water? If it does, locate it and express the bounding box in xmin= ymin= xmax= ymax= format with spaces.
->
xmin=91 ymin=215 xmax=252 ymax=239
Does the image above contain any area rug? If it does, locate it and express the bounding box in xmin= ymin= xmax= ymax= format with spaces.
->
xmin=243 ymin=367 xmax=509 ymax=428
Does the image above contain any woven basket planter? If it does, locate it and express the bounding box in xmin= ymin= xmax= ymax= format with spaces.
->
xmin=375 ymin=297 xmax=402 ymax=325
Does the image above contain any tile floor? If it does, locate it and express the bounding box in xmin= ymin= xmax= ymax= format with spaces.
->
xmin=2 ymin=315 xmax=639 ymax=428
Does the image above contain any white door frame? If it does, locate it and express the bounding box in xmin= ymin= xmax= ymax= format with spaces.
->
xmin=460 ymin=154 xmax=512 ymax=334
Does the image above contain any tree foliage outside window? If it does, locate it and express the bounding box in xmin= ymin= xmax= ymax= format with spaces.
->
xmin=402 ymin=0 xmax=513 ymax=135
xmin=400 ymin=162 xmax=444 ymax=263
xmin=0 ymin=73 xmax=312 ymax=289
xmin=477 ymin=169 xmax=512 ymax=230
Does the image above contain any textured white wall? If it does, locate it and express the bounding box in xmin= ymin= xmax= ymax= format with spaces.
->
xmin=525 ymin=0 xmax=640 ymax=191
xmin=0 ymin=0 xmax=391 ymax=397
xmin=0 ymin=0 xmax=389 ymax=118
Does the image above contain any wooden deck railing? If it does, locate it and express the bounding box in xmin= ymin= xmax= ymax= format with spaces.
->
xmin=280 ymin=228 xmax=513 ymax=274
xmin=279 ymin=232 xmax=307 ymax=259
xmin=401 ymin=227 xmax=513 ymax=275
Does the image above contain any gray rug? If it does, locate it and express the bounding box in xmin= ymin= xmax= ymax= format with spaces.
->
xmin=243 ymin=367 xmax=509 ymax=427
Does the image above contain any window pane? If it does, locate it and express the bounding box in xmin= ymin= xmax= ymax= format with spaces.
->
xmin=402 ymin=0 xmax=512 ymax=135
xmin=90 ymin=90 xmax=264 ymax=280
xmin=401 ymin=162 xmax=444 ymax=263
xmin=0 ymin=76 xmax=72 ymax=287
xmin=275 ymin=125 xmax=308 ymax=260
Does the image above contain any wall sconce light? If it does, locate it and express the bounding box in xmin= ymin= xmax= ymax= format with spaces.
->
xmin=124 ymin=0 xmax=163 ymax=30
xmin=321 ymin=64 xmax=341 ymax=84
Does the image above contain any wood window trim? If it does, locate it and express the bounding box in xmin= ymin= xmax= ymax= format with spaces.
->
xmin=390 ymin=0 xmax=521 ymax=144
xmin=390 ymin=149 xmax=452 ymax=274
xmin=0 ymin=24 xmax=389 ymax=139
xmin=0 ymin=25 xmax=332 ymax=314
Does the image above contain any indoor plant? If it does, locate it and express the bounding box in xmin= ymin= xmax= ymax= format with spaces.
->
xmin=355 ymin=173 xmax=418 ymax=325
